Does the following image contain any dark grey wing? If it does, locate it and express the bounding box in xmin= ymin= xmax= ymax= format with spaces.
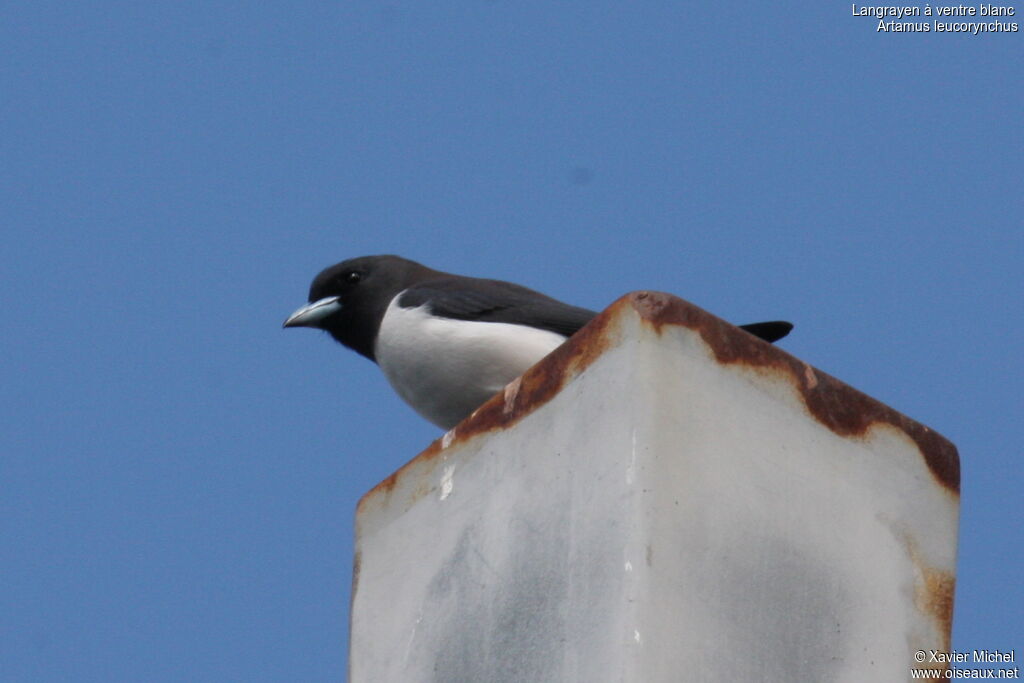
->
xmin=400 ymin=277 xmax=793 ymax=343
xmin=398 ymin=277 xmax=597 ymax=338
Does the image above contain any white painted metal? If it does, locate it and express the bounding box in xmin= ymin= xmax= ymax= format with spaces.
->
xmin=350 ymin=298 xmax=959 ymax=682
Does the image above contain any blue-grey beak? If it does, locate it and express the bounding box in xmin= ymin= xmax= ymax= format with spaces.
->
xmin=283 ymin=296 xmax=342 ymax=328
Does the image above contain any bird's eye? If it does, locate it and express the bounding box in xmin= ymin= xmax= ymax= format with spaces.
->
xmin=345 ymin=271 xmax=362 ymax=284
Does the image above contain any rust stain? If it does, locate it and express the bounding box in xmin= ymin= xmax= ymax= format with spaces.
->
xmin=356 ymin=460 xmax=427 ymax=516
xmin=899 ymin=527 xmax=956 ymax=657
xmin=366 ymin=470 xmax=398 ymax=498
xmin=358 ymin=290 xmax=959 ymax=515
xmin=628 ymin=291 xmax=960 ymax=494
xmin=918 ymin=567 xmax=956 ymax=649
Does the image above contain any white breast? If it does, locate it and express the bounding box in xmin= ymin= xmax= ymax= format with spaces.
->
xmin=374 ymin=296 xmax=568 ymax=429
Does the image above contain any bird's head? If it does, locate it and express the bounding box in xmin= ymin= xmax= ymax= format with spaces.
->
xmin=283 ymin=254 xmax=436 ymax=360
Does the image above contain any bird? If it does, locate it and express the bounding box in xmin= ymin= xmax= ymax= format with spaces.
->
xmin=284 ymin=255 xmax=792 ymax=430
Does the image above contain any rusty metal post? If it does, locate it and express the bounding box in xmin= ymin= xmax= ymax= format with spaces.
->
xmin=349 ymin=292 xmax=959 ymax=682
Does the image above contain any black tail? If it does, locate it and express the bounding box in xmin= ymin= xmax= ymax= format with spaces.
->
xmin=738 ymin=321 xmax=793 ymax=343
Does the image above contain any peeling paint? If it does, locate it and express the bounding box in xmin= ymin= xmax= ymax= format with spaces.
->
xmin=503 ymin=376 xmax=522 ymax=416
xmin=440 ymin=465 xmax=455 ymax=501
xmin=803 ymin=363 xmax=818 ymax=389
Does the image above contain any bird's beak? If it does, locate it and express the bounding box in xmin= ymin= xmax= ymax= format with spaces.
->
xmin=283 ymin=296 xmax=342 ymax=329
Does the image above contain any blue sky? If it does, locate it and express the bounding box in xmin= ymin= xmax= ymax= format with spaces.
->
xmin=2 ymin=3 xmax=1020 ymax=681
